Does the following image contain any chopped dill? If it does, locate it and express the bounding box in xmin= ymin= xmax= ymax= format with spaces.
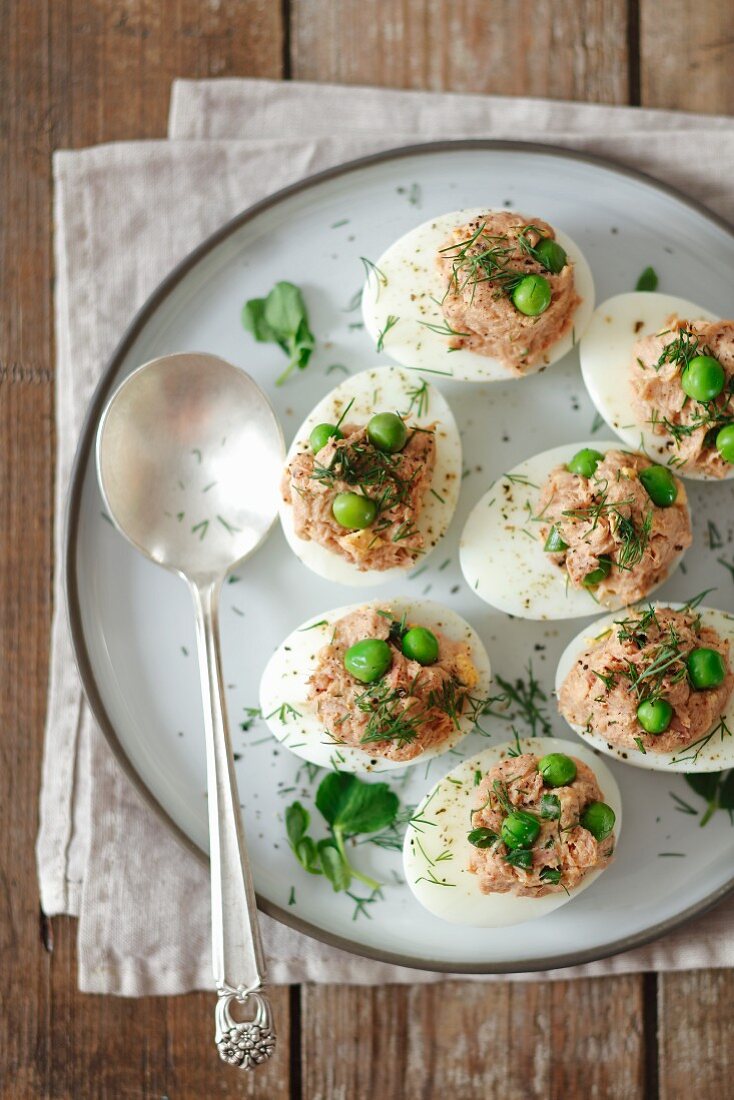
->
xmin=417 ymin=318 xmax=470 ymax=338
xmin=360 ymin=256 xmax=388 ymax=299
xmin=402 ymin=379 xmax=430 ymax=418
xmin=718 ymin=557 xmax=734 ymax=582
xmin=265 ymin=702 xmax=302 ymax=724
xmin=707 ymin=520 xmax=723 ymax=549
xmin=376 ymin=314 xmax=399 ymax=353
xmin=483 ymin=661 xmax=552 ymax=737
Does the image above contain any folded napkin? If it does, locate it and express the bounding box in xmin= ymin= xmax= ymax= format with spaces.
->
xmin=38 ymin=78 xmax=734 ymax=995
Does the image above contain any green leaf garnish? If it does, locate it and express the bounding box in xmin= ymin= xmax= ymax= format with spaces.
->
xmin=317 ymin=839 xmax=352 ymax=891
xmin=242 ymin=281 xmax=315 ymax=385
xmin=284 ymin=773 xmax=400 ymax=897
xmin=467 ymin=827 xmax=498 ymax=848
xmin=635 ymin=266 xmax=658 ymax=292
xmin=316 ymin=772 xmax=398 ymax=836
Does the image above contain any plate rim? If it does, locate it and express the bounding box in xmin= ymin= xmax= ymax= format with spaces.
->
xmin=64 ymin=137 xmax=734 ymax=974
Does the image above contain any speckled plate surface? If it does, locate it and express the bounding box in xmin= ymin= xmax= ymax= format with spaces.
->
xmin=66 ymin=142 xmax=734 ymax=972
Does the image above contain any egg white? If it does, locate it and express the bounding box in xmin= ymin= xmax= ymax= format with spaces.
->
xmin=279 ymin=366 xmax=462 ymax=585
xmin=555 ymin=603 xmax=734 ymax=773
xmin=579 ymin=291 xmax=730 ymax=482
xmin=458 ymin=440 xmax=689 ymax=620
xmin=403 ymin=736 xmax=622 ymax=927
xmin=361 ymin=208 xmax=595 ymax=382
xmin=258 ymin=597 xmax=492 ymax=774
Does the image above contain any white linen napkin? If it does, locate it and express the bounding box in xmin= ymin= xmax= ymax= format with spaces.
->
xmin=38 ymin=78 xmax=734 ymax=994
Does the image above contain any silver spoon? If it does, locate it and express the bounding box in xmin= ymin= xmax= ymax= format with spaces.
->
xmin=96 ymin=352 xmax=284 ymax=1069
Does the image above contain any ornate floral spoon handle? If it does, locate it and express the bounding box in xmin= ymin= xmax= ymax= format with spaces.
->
xmin=192 ymin=580 xmax=276 ymax=1069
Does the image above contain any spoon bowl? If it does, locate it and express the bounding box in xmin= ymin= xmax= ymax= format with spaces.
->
xmin=97 ymin=352 xmax=284 ymax=1069
xmin=97 ymin=352 xmax=283 ymax=581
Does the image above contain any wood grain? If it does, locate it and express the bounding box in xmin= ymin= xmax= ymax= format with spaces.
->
xmin=640 ymin=0 xmax=734 ymax=114
xmin=290 ymin=0 xmax=631 ymax=104
xmin=301 ymin=976 xmax=646 ymax=1099
xmin=0 ymin=1 xmax=285 ymax=1097
xmin=658 ymin=971 xmax=734 ymax=1099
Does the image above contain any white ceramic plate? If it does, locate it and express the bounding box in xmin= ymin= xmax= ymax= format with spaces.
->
xmin=67 ymin=142 xmax=734 ymax=973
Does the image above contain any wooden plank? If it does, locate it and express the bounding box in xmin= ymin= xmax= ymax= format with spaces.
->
xmin=0 ymin=1 xmax=286 ymax=1096
xmin=640 ymin=0 xmax=734 ymax=114
xmin=658 ymin=971 xmax=734 ymax=1099
xmin=0 ymin=373 xmax=55 ymax=1098
xmin=302 ymin=976 xmax=646 ymax=1099
xmin=548 ymin=976 xmax=647 ymax=1097
xmin=43 ymin=917 xmax=292 ymax=1099
xmin=290 ymin=0 xmax=631 ymax=104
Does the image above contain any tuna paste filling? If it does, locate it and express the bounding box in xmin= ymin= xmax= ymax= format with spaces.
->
xmin=630 ymin=317 xmax=734 ymax=477
xmin=468 ymin=753 xmax=615 ymax=897
xmin=538 ymin=449 xmax=691 ymax=605
xmin=308 ymin=607 xmax=482 ymax=762
xmin=437 ymin=211 xmax=580 ymax=373
xmin=559 ymin=606 xmax=734 ymax=754
xmin=282 ymin=418 xmax=436 ymax=570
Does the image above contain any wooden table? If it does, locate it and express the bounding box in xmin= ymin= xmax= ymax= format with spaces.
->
xmin=2 ymin=2 xmax=732 ymax=1096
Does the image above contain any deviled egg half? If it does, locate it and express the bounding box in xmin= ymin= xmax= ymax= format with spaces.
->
xmin=403 ymin=736 xmax=621 ymax=927
xmin=279 ymin=366 xmax=461 ymax=585
xmin=259 ymin=597 xmax=491 ymax=774
xmin=556 ymin=602 xmax=734 ymax=773
xmin=580 ymin=291 xmax=734 ymax=480
xmin=459 ymin=441 xmax=691 ymax=620
xmin=362 ymin=208 xmax=594 ymax=382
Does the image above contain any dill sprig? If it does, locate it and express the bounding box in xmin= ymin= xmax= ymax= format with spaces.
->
xmin=402 ymin=379 xmax=430 ymax=418
xmin=654 ymin=327 xmax=702 ymax=373
xmin=617 ymin=622 xmax=689 ymax=700
xmin=354 ymin=677 xmax=426 ymax=747
xmin=438 ymin=221 xmax=526 ymax=304
xmin=417 ymin=318 xmax=471 ymax=338
xmin=670 ymin=716 xmax=733 ymax=766
xmin=361 ymin=256 xmax=388 ymax=299
xmin=483 ymin=661 xmax=552 ymax=737
xmin=615 ymin=604 xmax=660 ymax=644
xmin=614 ymin=508 xmax=653 ymax=571
xmin=376 ymin=314 xmax=399 ymax=353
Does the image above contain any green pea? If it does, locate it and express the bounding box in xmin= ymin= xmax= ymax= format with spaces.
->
xmin=580 ymin=801 xmax=616 ymax=842
xmin=681 ymin=354 xmax=725 ymax=402
xmin=636 ymin=698 xmax=673 ymax=734
xmin=367 ymin=412 xmax=408 ymax=454
xmin=534 ymin=236 xmax=567 ymax=274
xmin=343 ymin=638 xmax=392 ymax=684
xmin=309 ymin=423 xmax=343 ymax=453
xmin=583 ymin=556 xmax=612 ymax=587
xmin=639 ymin=464 xmax=678 ymax=507
xmin=401 ymin=626 xmax=439 ymax=665
xmin=512 ymin=274 xmax=552 ymax=316
xmin=538 ymin=752 xmax=577 ymax=787
xmin=332 ymin=491 xmax=377 ymax=530
xmin=500 ymin=810 xmax=540 ymax=850
xmin=543 ymin=525 xmax=568 ymax=553
xmin=716 ymin=423 xmax=734 ymax=464
xmin=567 ymin=448 xmax=605 ymax=478
xmin=687 ymin=647 xmax=727 ymax=690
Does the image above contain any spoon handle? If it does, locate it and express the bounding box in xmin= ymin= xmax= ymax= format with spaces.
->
xmin=191 ymin=580 xmax=276 ymax=1070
